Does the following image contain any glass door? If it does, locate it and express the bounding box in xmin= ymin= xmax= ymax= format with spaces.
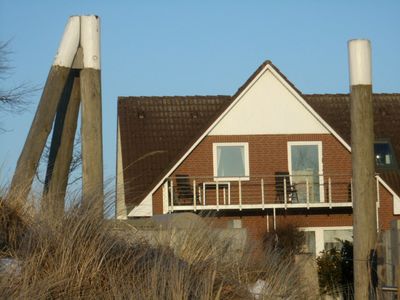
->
xmin=288 ymin=142 xmax=324 ymax=203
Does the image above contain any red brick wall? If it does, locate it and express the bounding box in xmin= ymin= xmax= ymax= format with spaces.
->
xmin=151 ymin=133 xmax=399 ymax=239
xmin=378 ymin=184 xmax=396 ymax=230
xmin=205 ymin=212 xmax=353 ymax=242
xmin=153 ymin=188 xmax=163 ymax=215
xmin=172 ymin=134 xmax=352 ymax=179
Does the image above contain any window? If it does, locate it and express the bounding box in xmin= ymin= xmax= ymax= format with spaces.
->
xmin=374 ymin=141 xmax=397 ymax=169
xmin=302 ymin=231 xmax=316 ymax=255
xmin=213 ymin=143 xmax=249 ymax=180
xmin=323 ymin=229 xmax=353 ymax=251
xmin=300 ymin=227 xmax=352 ymax=256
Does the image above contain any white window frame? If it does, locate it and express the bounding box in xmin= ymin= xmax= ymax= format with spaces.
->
xmin=213 ymin=142 xmax=250 ymax=181
xmin=300 ymin=226 xmax=353 ymax=256
xmin=287 ymin=141 xmax=324 ymax=202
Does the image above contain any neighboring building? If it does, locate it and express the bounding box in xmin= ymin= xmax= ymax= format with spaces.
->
xmin=116 ymin=60 xmax=400 ymax=255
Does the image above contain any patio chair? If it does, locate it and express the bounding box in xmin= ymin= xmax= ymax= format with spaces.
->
xmin=275 ymin=171 xmax=298 ymax=203
xmin=175 ymin=174 xmax=194 ymax=204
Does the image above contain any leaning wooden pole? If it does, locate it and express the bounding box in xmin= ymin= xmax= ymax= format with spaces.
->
xmin=42 ymin=69 xmax=81 ymax=217
xmin=349 ymin=39 xmax=377 ymax=299
xmin=80 ymin=16 xmax=104 ymax=217
xmin=9 ymin=16 xmax=80 ymax=199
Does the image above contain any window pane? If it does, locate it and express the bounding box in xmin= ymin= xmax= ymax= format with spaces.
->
xmin=323 ymin=229 xmax=352 ymax=251
xmin=217 ymin=146 xmax=245 ymax=177
xmin=302 ymin=231 xmax=316 ymax=255
xmin=374 ymin=143 xmax=394 ymax=167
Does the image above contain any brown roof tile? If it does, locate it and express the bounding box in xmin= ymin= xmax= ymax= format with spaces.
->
xmin=118 ymin=96 xmax=231 ymax=208
xmin=304 ymin=93 xmax=400 ymax=195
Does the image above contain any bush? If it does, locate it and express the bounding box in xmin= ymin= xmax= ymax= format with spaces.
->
xmin=316 ymin=239 xmax=353 ymax=298
xmin=262 ymin=223 xmax=305 ymax=257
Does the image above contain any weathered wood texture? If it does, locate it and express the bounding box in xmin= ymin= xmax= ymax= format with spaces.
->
xmin=80 ymin=68 xmax=104 ymax=215
xmin=9 ymin=66 xmax=72 ymax=198
xmin=351 ymin=84 xmax=377 ymax=299
xmin=42 ymin=70 xmax=81 ymax=217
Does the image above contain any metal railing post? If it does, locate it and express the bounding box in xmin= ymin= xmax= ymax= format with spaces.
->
xmin=376 ymin=176 xmax=380 ymax=232
xmin=261 ymin=178 xmax=265 ymax=210
xmin=216 ymin=181 xmax=219 ymax=211
xmin=193 ymin=179 xmax=196 ymax=212
xmin=328 ymin=177 xmax=332 ymax=209
xmin=239 ymin=179 xmax=242 ymax=210
xmin=350 ymin=177 xmax=353 ymax=203
xmin=283 ymin=177 xmax=287 ymax=210
xmin=170 ymin=179 xmax=174 ymax=212
xmin=306 ymin=178 xmax=310 ymax=209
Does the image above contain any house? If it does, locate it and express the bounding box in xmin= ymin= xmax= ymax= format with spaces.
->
xmin=116 ymin=60 xmax=400 ymax=255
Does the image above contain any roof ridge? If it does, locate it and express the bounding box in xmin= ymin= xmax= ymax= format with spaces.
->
xmin=118 ymin=95 xmax=231 ymax=100
xmin=304 ymin=93 xmax=400 ymax=97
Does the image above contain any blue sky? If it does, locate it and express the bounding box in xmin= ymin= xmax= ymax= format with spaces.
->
xmin=1 ymin=1 xmax=399 ymax=189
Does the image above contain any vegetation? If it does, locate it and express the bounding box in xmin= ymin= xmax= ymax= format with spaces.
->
xmin=262 ymin=222 xmax=305 ymax=257
xmin=0 ymin=187 xmax=314 ymax=299
xmin=316 ymin=240 xmax=354 ymax=299
xmin=0 ymin=41 xmax=38 ymax=132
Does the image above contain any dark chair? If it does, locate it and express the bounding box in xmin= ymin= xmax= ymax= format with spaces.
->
xmin=275 ymin=171 xmax=298 ymax=203
xmin=175 ymin=174 xmax=194 ymax=204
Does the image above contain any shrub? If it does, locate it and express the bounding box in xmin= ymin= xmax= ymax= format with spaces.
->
xmin=316 ymin=239 xmax=354 ymax=298
xmin=262 ymin=222 xmax=305 ymax=257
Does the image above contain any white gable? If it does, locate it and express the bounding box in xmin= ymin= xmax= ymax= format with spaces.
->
xmin=128 ymin=194 xmax=153 ymax=217
xmin=209 ymin=68 xmax=329 ymax=135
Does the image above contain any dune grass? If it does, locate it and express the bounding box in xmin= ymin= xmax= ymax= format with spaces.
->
xmin=0 ymin=188 xmax=314 ymax=299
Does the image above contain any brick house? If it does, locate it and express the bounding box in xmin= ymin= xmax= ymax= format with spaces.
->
xmin=116 ymin=61 xmax=400 ymax=255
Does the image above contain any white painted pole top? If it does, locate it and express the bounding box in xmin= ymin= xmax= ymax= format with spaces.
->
xmin=348 ymin=39 xmax=372 ymax=86
xmin=81 ymin=15 xmax=101 ymax=70
xmin=53 ymin=16 xmax=80 ymax=68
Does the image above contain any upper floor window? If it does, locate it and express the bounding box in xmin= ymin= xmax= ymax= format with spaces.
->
xmin=213 ymin=142 xmax=249 ymax=180
xmin=374 ymin=141 xmax=397 ymax=169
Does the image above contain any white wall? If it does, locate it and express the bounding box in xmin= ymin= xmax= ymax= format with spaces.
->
xmin=209 ymin=69 xmax=329 ymax=135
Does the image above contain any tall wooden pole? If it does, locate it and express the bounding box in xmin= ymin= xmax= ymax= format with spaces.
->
xmin=9 ymin=16 xmax=80 ymax=199
xmin=80 ymin=16 xmax=104 ymax=217
xmin=349 ymin=39 xmax=377 ymax=299
xmin=42 ymin=69 xmax=81 ymax=217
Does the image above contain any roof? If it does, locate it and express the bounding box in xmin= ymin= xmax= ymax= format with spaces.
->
xmin=118 ymin=61 xmax=400 ymax=208
xmin=304 ymin=93 xmax=400 ymax=196
xmin=118 ymin=95 xmax=231 ymax=208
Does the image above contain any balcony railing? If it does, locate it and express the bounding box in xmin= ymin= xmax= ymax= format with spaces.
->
xmin=165 ymin=174 xmax=353 ymax=212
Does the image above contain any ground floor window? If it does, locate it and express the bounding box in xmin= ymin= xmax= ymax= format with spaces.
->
xmin=300 ymin=226 xmax=353 ymax=256
xmin=302 ymin=231 xmax=316 ymax=255
xmin=323 ymin=229 xmax=353 ymax=251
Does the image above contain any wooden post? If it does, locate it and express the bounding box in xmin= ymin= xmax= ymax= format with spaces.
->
xmin=80 ymin=16 xmax=104 ymax=217
xmin=9 ymin=16 xmax=80 ymax=200
xmin=42 ymin=69 xmax=81 ymax=217
xmin=397 ymin=264 xmax=400 ymax=299
xmin=349 ymin=39 xmax=377 ymax=300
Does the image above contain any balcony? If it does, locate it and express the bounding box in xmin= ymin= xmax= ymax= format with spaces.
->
xmin=165 ymin=173 xmax=353 ymax=212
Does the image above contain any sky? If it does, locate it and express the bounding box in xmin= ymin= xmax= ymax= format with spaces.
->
xmin=0 ymin=1 xmax=399 ymax=192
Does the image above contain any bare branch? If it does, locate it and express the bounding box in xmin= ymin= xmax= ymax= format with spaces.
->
xmin=0 ymin=40 xmax=39 ymax=116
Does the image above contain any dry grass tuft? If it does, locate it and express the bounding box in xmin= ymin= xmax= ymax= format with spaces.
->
xmin=0 ymin=189 xmax=313 ymax=299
